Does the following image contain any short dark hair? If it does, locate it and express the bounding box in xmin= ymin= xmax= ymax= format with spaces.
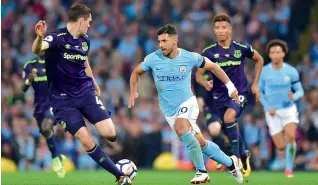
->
xmin=266 ymin=39 xmax=289 ymax=54
xmin=213 ymin=14 xmax=231 ymax=25
xmin=157 ymin=24 xmax=178 ymax=36
xmin=68 ymin=3 xmax=91 ymax=22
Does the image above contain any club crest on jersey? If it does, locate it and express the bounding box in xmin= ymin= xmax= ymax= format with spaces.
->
xmin=214 ymin=53 xmax=220 ymax=58
xmin=179 ymin=65 xmax=187 ymax=73
xmin=234 ymin=50 xmax=242 ymax=58
xmin=284 ymin=76 xmax=291 ymax=82
xmin=82 ymin=42 xmax=88 ymax=51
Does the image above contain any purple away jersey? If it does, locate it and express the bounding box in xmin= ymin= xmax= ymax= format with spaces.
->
xmin=43 ymin=27 xmax=94 ymax=97
xmin=202 ymin=41 xmax=254 ymax=107
xmin=23 ymin=58 xmax=51 ymax=116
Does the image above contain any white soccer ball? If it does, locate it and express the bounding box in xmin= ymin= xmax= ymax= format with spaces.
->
xmin=115 ymin=159 xmax=137 ymax=181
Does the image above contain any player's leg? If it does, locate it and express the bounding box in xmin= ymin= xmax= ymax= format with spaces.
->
xmin=188 ymin=97 xmax=243 ymax=183
xmin=224 ymin=95 xmax=250 ymax=176
xmin=36 ymin=113 xmax=65 ymax=178
xmin=95 ymin=118 xmax=117 ymax=142
xmin=281 ymin=105 xmax=299 ymax=178
xmin=283 ymin=122 xmax=297 ymax=178
xmin=174 ymin=118 xmax=210 ymax=183
xmin=205 ymin=106 xmax=227 ymax=169
xmin=52 ymin=95 xmax=130 ymax=185
xmin=223 ymin=108 xmax=240 ymax=158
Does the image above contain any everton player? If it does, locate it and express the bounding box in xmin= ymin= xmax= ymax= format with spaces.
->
xmin=129 ymin=24 xmax=243 ymax=184
xmin=23 ymin=53 xmax=66 ymax=177
xmin=31 ymin=3 xmax=131 ymax=185
xmin=196 ymin=14 xmax=264 ymax=177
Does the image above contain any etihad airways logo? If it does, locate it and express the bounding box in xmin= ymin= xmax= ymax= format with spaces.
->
xmin=63 ymin=53 xmax=88 ymax=61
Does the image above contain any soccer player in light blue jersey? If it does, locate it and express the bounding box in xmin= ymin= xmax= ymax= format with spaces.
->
xmin=259 ymin=39 xmax=304 ymax=178
xmin=129 ymin=24 xmax=244 ymax=184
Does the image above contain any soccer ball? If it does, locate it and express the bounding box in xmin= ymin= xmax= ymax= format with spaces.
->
xmin=116 ymin=159 xmax=137 ymax=181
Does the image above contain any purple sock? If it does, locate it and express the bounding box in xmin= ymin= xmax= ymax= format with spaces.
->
xmin=239 ymin=134 xmax=247 ymax=158
xmin=87 ymin=145 xmax=124 ymax=178
xmin=225 ymin=122 xmax=240 ymax=158
xmin=45 ymin=132 xmax=59 ymax=158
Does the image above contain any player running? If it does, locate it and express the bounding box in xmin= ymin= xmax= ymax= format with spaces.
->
xmin=129 ymin=24 xmax=243 ymax=184
xmin=259 ymin=39 xmax=304 ymax=178
xmin=22 ymin=53 xmax=66 ymax=177
xmin=196 ymin=14 xmax=264 ymax=177
xmin=31 ymin=3 xmax=131 ymax=185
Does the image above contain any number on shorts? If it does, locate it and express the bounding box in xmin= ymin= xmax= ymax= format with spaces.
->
xmin=238 ymin=95 xmax=245 ymax=103
xmin=95 ymin=96 xmax=106 ymax=110
xmin=177 ymin=107 xmax=188 ymax=115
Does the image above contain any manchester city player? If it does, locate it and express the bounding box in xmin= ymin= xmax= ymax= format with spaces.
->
xmin=129 ymin=24 xmax=243 ymax=184
xmin=196 ymin=14 xmax=264 ymax=177
xmin=259 ymin=39 xmax=304 ymax=178
xmin=31 ymin=3 xmax=131 ymax=185
xmin=23 ymin=53 xmax=66 ymax=177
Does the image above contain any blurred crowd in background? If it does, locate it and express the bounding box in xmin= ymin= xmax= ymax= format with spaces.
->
xmin=1 ymin=0 xmax=318 ymax=171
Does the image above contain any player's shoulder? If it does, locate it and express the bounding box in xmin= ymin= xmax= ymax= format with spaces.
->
xmin=23 ymin=58 xmax=38 ymax=69
xmin=284 ymin=63 xmax=298 ymax=72
xmin=144 ymin=49 xmax=162 ymax=62
xmin=232 ymin=40 xmax=250 ymax=49
xmin=202 ymin=42 xmax=217 ymax=53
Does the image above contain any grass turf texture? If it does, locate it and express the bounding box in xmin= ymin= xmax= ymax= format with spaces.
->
xmin=2 ymin=170 xmax=318 ymax=185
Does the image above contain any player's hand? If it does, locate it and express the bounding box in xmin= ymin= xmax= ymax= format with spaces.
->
xmin=28 ymin=71 xmax=37 ymax=81
xmin=269 ymin=108 xmax=276 ymax=116
xmin=35 ymin=20 xmax=47 ymax=37
xmin=204 ymin=80 xmax=213 ymax=91
xmin=231 ymin=89 xmax=239 ymax=104
xmin=251 ymin=84 xmax=260 ymax=103
xmin=288 ymin=91 xmax=293 ymax=100
xmin=128 ymin=92 xmax=139 ymax=108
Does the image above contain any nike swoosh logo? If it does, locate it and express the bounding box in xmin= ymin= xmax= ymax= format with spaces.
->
xmin=156 ymin=68 xmax=163 ymax=70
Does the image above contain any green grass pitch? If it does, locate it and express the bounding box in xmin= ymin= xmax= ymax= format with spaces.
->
xmin=2 ymin=170 xmax=318 ymax=185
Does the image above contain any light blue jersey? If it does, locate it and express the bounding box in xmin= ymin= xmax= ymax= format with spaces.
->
xmin=141 ymin=48 xmax=204 ymax=116
xmin=259 ymin=63 xmax=304 ymax=112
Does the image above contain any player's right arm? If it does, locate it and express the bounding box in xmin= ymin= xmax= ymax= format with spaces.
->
xmin=202 ymin=57 xmax=239 ymax=104
xmin=32 ymin=20 xmax=49 ymax=54
xmin=129 ymin=63 xmax=146 ymax=108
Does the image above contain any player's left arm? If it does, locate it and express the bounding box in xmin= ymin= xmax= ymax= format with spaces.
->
xmin=248 ymin=47 xmax=264 ymax=103
xmin=201 ymin=57 xmax=239 ymax=104
xmin=84 ymin=60 xmax=101 ymax=96
xmin=289 ymin=68 xmax=304 ymax=101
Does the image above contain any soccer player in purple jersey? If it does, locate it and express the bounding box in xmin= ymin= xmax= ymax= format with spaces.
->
xmin=31 ymin=3 xmax=131 ymax=185
xmin=23 ymin=53 xmax=66 ymax=178
xmin=196 ymin=14 xmax=264 ymax=177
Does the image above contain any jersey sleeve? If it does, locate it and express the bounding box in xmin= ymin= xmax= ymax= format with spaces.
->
xmin=290 ymin=67 xmax=300 ymax=84
xmin=244 ymin=44 xmax=254 ymax=59
xmin=43 ymin=32 xmax=58 ymax=49
xmin=191 ymin=52 xmax=204 ymax=68
xmin=141 ymin=55 xmax=153 ymax=72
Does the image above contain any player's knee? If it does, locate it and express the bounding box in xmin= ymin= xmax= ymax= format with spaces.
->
xmin=208 ymin=122 xmax=221 ymax=137
xmin=175 ymin=119 xmax=192 ymax=137
xmin=224 ymin=110 xmax=236 ymax=123
xmin=41 ymin=119 xmax=53 ymax=138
